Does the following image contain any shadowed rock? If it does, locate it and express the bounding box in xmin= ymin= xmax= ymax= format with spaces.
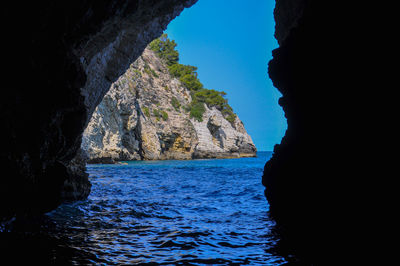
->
xmin=1 ymin=0 xmax=197 ymax=219
xmin=263 ymin=0 xmax=387 ymax=264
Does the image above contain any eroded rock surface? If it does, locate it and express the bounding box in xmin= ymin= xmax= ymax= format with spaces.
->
xmin=82 ymin=48 xmax=256 ymax=162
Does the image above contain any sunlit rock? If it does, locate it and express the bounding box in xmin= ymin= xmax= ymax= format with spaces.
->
xmin=82 ymin=48 xmax=256 ymax=162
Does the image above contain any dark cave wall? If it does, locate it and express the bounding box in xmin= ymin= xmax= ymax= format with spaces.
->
xmin=0 ymin=0 xmax=197 ymax=219
xmin=0 ymin=0 xmax=386 ymax=263
xmin=263 ymin=0 xmax=383 ymax=263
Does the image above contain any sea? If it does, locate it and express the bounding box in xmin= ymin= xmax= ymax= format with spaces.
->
xmin=1 ymin=151 xmax=291 ymax=265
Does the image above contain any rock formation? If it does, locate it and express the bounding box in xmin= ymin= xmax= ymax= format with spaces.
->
xmin=1 ymin=1 xmax=390 ymax=264
xmin=1 ymin=0 xmax=197 ymax=220
xmin=262 ymin=0 xmax=386 ymax=264
xmin=82 ymin=47 xmax=256 ymax=163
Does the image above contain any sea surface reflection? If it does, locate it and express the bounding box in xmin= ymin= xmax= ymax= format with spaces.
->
xmin=1 ymin=152 xmax=288 ymax=265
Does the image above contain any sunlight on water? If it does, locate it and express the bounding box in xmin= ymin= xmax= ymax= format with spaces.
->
xmin=3 ymin=152 xmax=288 ymax=265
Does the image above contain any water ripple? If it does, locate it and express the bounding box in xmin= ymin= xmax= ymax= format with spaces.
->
xmin=2 ymin=152 xmax=290 ymax=265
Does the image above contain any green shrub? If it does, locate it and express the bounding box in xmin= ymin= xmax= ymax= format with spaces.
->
xmin=153 ymin=108 xmax=160 ymax=117
xmin=143 ymin=107 xmax=150 ymax=117
xmin=167 ymin=63 xmax=203 ymax=92
xmin=149 ymin=34 xmax=179 ymax=65
xmin=168 ymin=64 xmax=198 ymax=79
xmin=161 ymin=110 xmax=169 ymax=121
xmin=143 ymin=65 xmax=158 ymax=78
xmin=189 ymin=89 xmax=236 ymax=125
xmin=171 ymin=97 xmax=181 ymax=111
xmin=189 ymin=101 xmax=205 ymax=122
xmin=179 ymin=73 xmax=203 ymax=92
xmin=194 ymin=89 xmax=227 ymax=110
xmin=151 ymin=108 xmax=169 ymax=121
xmin=133 ymin=69 xmax=142 ymax=77
xmin=150 ymin=68 xmax=158 ymax=78
xmin=149 ymin=34 xmax=203 ymax=92
xmin=221 ymin=104 xmax=236 ymax=125
xmin=224 ymin=113 xmax=236 ymax=124
xmin=150 ymin=34 xmax=236 ymax=125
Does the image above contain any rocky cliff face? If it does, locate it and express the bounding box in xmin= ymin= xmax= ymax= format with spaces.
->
xmin=82 ymin=48 xmax=256 ymax=163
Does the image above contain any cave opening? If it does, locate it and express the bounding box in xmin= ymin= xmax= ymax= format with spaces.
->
xmin=1 ymin=0 xmax=388 ymax=264
xmin=1 ymin=0 xmax=294 ymax=264
xmin=81 ymin=0 xmax=286 ymax=163
xmin=68 ymin=1 xmax=289 ymax=264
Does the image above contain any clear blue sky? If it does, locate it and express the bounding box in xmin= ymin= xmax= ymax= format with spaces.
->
xmin=165 ymin=0 xmax=287 ymax=151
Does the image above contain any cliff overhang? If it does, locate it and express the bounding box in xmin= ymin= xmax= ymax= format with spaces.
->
xmin=1 ymin=0 xmax=197 ymax=220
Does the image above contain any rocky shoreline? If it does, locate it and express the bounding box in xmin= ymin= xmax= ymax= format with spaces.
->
xmin=88 ymin=153 xmax=257 ymax=165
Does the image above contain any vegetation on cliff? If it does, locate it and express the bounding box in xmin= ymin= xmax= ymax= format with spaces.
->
xmin=82 ymin=44 xmax=257 ymax=163
xmin=149 ymin=34 xmax=236 ymax=123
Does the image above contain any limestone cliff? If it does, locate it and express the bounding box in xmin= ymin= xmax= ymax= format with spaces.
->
xmin=82 ymin=47 xmax=256 ymax=162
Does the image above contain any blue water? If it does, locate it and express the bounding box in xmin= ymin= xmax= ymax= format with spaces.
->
xmin=4 ymin=152 xmax=288 ymax=265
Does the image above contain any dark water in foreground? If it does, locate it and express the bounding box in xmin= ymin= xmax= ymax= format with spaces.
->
xmin=2 ymin=152 xmax=289 ymax=265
